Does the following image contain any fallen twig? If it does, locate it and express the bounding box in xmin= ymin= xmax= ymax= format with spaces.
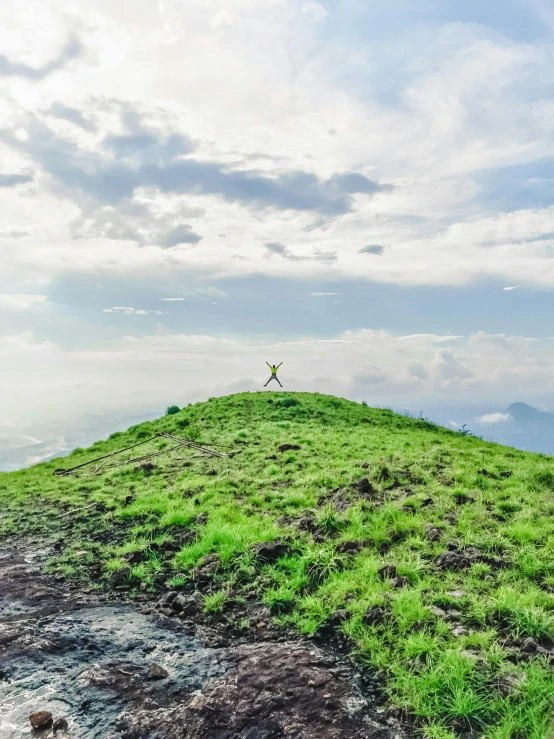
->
xmin=158 ymin=432 xmax=227 ymax=457
xmin=102 ymin=442 xmax=187 ymax=469
xmin=57 ymin=502 xmax=98 ymax=518
xmin=93 ymin=449 xmax=118 ymax=474
xmin=54 ymin=436 xmax=156 ymax=476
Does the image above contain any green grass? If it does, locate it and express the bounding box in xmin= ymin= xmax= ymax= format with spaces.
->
xmin=2 ymin=391 xmax=554 ymax=737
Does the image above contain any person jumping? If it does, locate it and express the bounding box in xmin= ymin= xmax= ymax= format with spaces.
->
xmin=264 ymin=362 xmax=283 ymax=387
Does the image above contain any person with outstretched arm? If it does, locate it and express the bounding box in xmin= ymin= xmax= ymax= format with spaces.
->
xmin=264 ymin=362 xmax=283 ymax=387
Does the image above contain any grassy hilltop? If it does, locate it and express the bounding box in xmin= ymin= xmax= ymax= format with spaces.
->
xmin=2 ymin=392 xmax=554 ymax=738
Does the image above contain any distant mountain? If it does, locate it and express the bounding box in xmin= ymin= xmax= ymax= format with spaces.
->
xmin=473 ymin=402 xmax=554 ymax=455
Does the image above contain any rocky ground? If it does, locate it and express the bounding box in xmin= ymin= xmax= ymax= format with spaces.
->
xmin=0 ymin=545 xmax=407 ymax=738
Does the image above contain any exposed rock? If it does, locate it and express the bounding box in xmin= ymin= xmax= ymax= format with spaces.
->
xmin=446 ymin=609 xmax=462 ymax=619
xmin=424 ymin=526 xmax=442 ymax=542
xmin=361 ymin=462 xmax=370 ymax=469
xmin=133 ymin=642 xmax=398 ymax=739
xmin=327 ymin=609 xmax=352 ymax=628
xmin=391 ymin=576 xmax=410 ymax=589
xmin=172 ymin=592 xmax=200 ymax=616
xmin=151 ymin=535 xmax=194 ymax=553
xmin=278 ymin=443 xmax=301 ymax=452
xmin=251 ymin=540 xmax=293 ymax=563
xmin=109 ymin=566 xmax=131 ymax=587
xmin=53 ymin=717 xmax=70 ymax=738
xmin=496 ymin=672 xmax=527 ymax=697
xmin=447 ymin=590 xmax=465 ymax=598
xmin=193 ymin=553 xmax=221 ymax=581
xmin=2 ymin=547 xmax=406 ymax=739
xmin=463 ymin=547 xmax=510 ymax=570
xmin=450 ymin=624 xmax=468 ymax=637
xmin=124 ymin=550 xmax=144 ymax=565
xmin=158 ymin=590 xmax=178 ymax=608
xmin=147 ymin=663 xmax=169 ymax=680
xmin=435 ymin=551 xmax=471 ymax=571
xmin=362 ymin=606 xmax=386 ymax=626
xmin=377 ymin=565 xmax=398 ymax=580
xmin=298 ymin=512 xmax=320 ymax=534
xmin=521 ymin=637 xmax=538 ymax=653
xmin=336 ymin=540 xmax=365 ymax=555
xmin=195 ymin=512 xmax=208 ymax=526
xmin=29 ymin=710 xmax=53 ymax=730
xmin=460 ymin=650 xmax=487 ymax=665
xmin=315 ymin=609 xmax=352 ymax=639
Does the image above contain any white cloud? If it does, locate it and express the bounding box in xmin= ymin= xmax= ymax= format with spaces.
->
xmin=212 ymin=9 xmax=233 ymax=28
xmin=504 ymin=286 xmax=520 ymax=291
xmin=0 ymin=294 xmax=47 ymax=310
xmin=2 ymin=3 xmax=554 ymax=291
xmin=478 ymin=412 xmax=511 ymax=424
xmin=102 ymin=306 xmax=162 ymax=315
xmin=301 ymin=2 xmax=328 ymax=23
xmin=161 ymin=297 xmax=186 ymax=301
xmin=310 ymin=291 xmax=340 ymax=296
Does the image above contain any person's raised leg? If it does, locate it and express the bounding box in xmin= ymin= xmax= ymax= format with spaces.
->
xmin=277 ymin=377 xmax=283 ymax=387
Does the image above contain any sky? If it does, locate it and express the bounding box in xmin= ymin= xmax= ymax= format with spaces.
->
xmin=3 ymin=0 xmax=554 ymax=467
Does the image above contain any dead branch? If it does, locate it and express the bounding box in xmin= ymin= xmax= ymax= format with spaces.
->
xmin=54 ymin=436 xmax=156 ymax=476
xmin=158 ymin=432 xmax=226 ymax=457
xmin=57 ymin=502 xmax=98 ymax=518
xmin=101 ymin=442 xmax=187 ymax=469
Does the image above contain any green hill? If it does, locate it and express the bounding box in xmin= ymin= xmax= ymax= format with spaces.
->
xmin=2 ymin=392 xmax=554 ymax=738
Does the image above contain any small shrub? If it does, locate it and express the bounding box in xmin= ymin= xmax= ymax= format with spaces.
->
xmin=166 ymin=405 xmax=180 ymax=416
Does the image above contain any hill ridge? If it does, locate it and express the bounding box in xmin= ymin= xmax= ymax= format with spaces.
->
xmin=2 ymin=391 xmax=554 ymax=737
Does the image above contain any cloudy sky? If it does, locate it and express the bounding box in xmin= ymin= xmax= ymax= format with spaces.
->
xmin=3 ymin=0 xmax=554 ymax=466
